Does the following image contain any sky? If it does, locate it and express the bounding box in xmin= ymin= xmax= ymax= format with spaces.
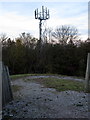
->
xmin=0 ymin=1 xmax=89 ymax=40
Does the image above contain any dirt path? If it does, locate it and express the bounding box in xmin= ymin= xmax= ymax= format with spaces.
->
xmin=3 ymin=77 xmax=89 ymax=119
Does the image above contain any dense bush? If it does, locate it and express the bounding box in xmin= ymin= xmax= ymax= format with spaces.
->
xmin=2 ymin=33 xmax=90 ymax=77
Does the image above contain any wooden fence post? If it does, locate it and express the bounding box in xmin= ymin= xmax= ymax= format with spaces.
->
xmin=2 ymin=63 xmax=13 ymax=107
xmin=85 ymin=53 xmax=90 ymax=92
xmin=0 ymin=61 xmax=2 ymax=120
xmin=0 ymin=39 xmax=2 ymax=119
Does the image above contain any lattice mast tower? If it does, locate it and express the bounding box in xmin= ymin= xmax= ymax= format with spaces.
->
xmin=35 ymin=6 xmax=50 ymax=45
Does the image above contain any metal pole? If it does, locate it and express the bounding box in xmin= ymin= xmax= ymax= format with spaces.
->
xmin=39 ymin=19 xmax=42 ymax=45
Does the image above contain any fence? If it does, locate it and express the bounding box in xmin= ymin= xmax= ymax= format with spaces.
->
xmin=2 ymin=62 xmax=13 ymax=107
xmin=85 ymin=53 xmax=90 ymax=92
xmin=0 ymin=61 xmax=2 ymax=119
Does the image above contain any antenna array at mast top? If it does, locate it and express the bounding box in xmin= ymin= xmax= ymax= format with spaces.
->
xmin=35 ymin=6 xmax=50 ymax=20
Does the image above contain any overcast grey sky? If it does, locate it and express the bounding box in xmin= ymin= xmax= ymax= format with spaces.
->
xmin=0 ymin=0 xmax=88 ymax=40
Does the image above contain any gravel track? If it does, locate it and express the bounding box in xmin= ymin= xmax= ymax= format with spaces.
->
xmin=25 ymin=75 xmax=84 ymax=82
xmin=2 ymin=76 xmax=89 ymax=119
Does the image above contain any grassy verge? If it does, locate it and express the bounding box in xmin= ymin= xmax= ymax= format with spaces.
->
xmin=25 ymin=77 xmax=85 ymax=92
xmin=10 ymin=73 xmax=84 ymax=80
xmin=10 ymin=74 xmax=32 ymax=80
xmin=10 ymin=73 xmax=58 ymax=80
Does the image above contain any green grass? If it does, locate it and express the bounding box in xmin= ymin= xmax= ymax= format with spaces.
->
xmin=10 ymin=73 xmax=58 ymax=80
xmin=10 ymin=73 xmax=84 ymax=80
xmin=10 ymin=74 xmax=32 ymax=80
xmin=10 ymin=73 xmax=87 ymax=92
xmin=11 ymin=85 xmax=22 ymax=92
xmin=25 ymin=77 xmax=85 ymax=92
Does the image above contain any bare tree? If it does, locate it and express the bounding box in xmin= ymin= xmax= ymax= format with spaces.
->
xmin=52 ymin=25 xmax=79 ymax=45
xmin=42 ymin=27 xmax=54 ymax=43
xmin=18 ymin=32 xmax=37 ymax=49
xmin=0 ymin=33 xmax=8 ymax=44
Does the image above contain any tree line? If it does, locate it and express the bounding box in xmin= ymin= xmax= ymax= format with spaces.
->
xmin=1 ymin=25 xmax=90 ymax=77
